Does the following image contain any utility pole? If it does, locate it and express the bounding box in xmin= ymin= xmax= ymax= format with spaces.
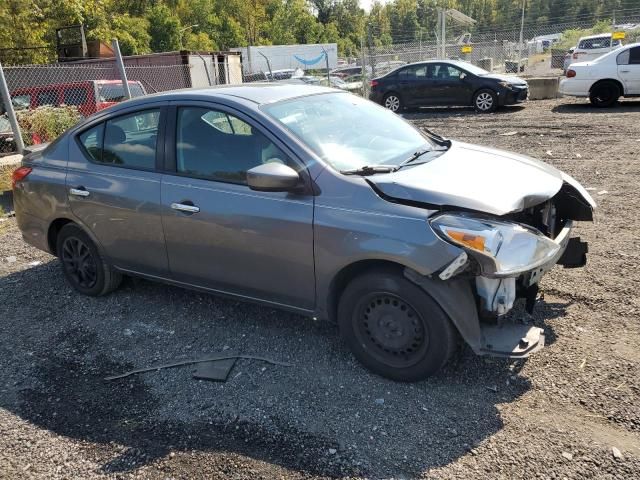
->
xmin=517 ymin=0 xmax=526 ymax=73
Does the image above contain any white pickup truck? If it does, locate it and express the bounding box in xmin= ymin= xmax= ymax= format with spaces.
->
xmin=559 ymin=43 xmax=640 ymax=107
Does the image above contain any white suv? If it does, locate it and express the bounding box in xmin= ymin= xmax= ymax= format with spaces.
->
xmin=559 ymin=43 xmax=640 ymax=107
xmin=566 ymin=34 xmax=623 ymax=69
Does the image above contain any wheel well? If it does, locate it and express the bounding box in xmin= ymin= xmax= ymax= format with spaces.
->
xmin=473 ymin=87 xmax=497 ymax=99
xmin=47 ymin=218 xmax=74 ymax=255
xmin=383 ymin=91 xmax=401 ymax=101
xmin=326 ymin=259 xmax=406 ymax=323
xmin=590 ymin=79 xmax=624 ymax=95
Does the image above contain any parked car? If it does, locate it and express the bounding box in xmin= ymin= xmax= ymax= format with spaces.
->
xmin=318 ymin=76 xmax=362 ymax=92
xmin=10 ymin=80 xmax=146 ymax=118
xmin=566 ymin=33 xmax=623 ymax=69
xmin=370 ymin=60 xmax=529 ymax=113
xmin=330 ymin=65 xmax=363 ymax=79
xmin=13 ymin=85 xmax=594 ymax=381
xmin=559 ymin=43 xmax=640 ymax=107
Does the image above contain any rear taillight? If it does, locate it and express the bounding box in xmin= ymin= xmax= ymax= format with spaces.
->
xmin=566 ymin=69 xmax=576 ymax=78
xmin=370 ymin=79 xmax=379 ymax=88
xmin=12 ymin=166 xmax=32 ymax=189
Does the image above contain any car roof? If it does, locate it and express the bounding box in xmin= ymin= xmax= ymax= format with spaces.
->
xmin=579 ymin=33 xmax=612 ymax=40
xmin=127 ymin=84 xmax=339 ymax=106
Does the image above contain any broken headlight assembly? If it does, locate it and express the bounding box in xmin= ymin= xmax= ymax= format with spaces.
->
xmin=430 ymin=213 xmax=561 ymax=277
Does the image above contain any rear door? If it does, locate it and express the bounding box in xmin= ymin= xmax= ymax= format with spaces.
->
xmin=160 ymin=102 xmax=315 ymax=310
xmin=396 ymin=65 xmax=431 ymax=106
xmin=67 ymin=103 xmax=169 ymax=276
xmin=617 ymin=46 xmax=640 ymax=95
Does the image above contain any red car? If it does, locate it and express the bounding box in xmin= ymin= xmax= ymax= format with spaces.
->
xmin=11 ymin=80 xmax=146 ymax=118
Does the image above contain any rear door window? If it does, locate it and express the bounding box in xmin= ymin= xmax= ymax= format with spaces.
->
xmin=78 ymin=110 xmax=160 ymax=169
xmin=629 ymin=47 xmax=640 ymax=65
xmin=102 ymin=109 xmax=160 ymax=169
xmin=63 ymin=87 xmax=88 ymax=106
xmin=36 ymin=90 xmax=58 ymax=106
xmin=78 ymin=123 xmax=104 ymax=162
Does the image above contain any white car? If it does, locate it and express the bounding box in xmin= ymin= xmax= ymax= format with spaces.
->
xmin=559 ymin=43 xmax=640 ymax=107
xmin=566 ymin=33 xmax=623 ymax=69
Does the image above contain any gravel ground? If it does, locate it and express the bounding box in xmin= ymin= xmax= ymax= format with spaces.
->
xmin=1 ymin=97 xmax=639 ymax=479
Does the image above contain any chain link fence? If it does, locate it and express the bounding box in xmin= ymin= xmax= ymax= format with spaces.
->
xmin=0 ymin=48 xmax=243 ymax=156
xmin=360 ymin=12 xmax=640 ymax=97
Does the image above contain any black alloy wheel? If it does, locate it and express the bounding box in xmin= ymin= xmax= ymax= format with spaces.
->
xmin=61 ymin=236 xmax=98 ymax=289
xmin=56 ymin=223 xmax=122 ymax=296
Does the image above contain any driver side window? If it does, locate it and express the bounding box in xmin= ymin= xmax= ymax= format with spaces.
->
xmin=176 ymin=107 xmax=290 ymax=184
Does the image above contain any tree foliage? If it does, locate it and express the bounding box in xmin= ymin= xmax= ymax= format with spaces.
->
xmin=0 ymin=0 xmax=632 ymax=64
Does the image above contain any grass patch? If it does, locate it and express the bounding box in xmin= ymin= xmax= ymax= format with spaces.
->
xmin=0 ymin=164 xmax=14 ymax=192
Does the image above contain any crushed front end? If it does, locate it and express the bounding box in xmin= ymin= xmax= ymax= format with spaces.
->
xmin=428 ymin=178 xmax=595 ymax=358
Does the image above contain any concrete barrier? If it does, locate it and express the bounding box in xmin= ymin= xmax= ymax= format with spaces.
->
xmin=526 ymin=77 xmax=560 ymax=100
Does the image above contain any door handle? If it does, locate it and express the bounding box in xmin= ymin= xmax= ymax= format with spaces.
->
xmin=171 ymin=202 xmax=200 ymax=214
xmin=620 ymin=70 xmax=630 ymax=73
xmin=69 ymin=187 xmax=90 ymax=197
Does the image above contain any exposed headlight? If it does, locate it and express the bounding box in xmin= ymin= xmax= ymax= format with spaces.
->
xmin=498 ymin=81 xmax=514 ymax=89
xmin=430 ymin=213 xmax=560 ymax=277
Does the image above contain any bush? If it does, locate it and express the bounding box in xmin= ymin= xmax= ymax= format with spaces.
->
xmin=16 ymin=106 xmax=81 ymax=146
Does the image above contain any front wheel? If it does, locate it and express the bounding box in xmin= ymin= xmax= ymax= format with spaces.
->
xmin=383 ymin=93 xmax=402 ymax=113
xmin=589 ymin=82 xmax=620 ymax=108
xmin=473 ymin=89 xmax=498 ymax=113
xmin=338 ymin=269 xmax=457 ymax=381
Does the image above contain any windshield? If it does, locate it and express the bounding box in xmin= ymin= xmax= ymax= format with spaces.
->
xmin=263 ymin=93 xmax=432 ymax=171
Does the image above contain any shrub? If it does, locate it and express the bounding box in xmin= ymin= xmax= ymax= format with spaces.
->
xmin=16 ymin=106 xmax=81 ymax=146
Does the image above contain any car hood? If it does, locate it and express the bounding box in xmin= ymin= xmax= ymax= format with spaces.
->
xmin=368 ymin=141 xmax=593 ymax=216
xmin=482 ymin=73 xmax=528 ymax=86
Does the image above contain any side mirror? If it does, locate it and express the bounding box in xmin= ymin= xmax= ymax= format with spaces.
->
xmin=460 ymin=72 xmax=467 ymax=80
xmin=247 ymin=162 xmax=301 ymax=192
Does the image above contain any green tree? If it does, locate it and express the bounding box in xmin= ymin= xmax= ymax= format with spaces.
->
xmin=147 ymin=4 xmax=182 ymax=52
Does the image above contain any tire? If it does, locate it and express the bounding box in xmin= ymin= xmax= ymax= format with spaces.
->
xmin=56 ymin=223 xmax=122 ymax=296
xmin=337 ymin=269 xmax=457 ymax=382
xmin=589 ymin=81 xmax=620 ymax=108
xmin=473 ymin=89 xmax=498 ymax=113
xmin=383 ymin=92 xmax=403 ymax=113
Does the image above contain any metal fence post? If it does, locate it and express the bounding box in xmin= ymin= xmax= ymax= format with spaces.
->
xmin=0 ymin=61 xmax=25 ymax=154
xmin=112 ymin=39 xmax=132 ymax=99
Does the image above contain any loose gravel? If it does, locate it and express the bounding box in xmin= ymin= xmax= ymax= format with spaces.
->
xmin=1 ymin=98 xmax=639 ymax=479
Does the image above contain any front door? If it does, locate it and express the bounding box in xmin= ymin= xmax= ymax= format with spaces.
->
xmin=430 ymin=64 xmax=473 ymax=106
xmin=160 ymin=103 xmax=315 ymax=310
xmin=618 ymin=46 xmax=640 ymax=95
xmin=67 ymin=105 xmax=168 ymax=275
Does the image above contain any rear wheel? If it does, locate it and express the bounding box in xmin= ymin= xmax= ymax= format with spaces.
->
xmin=383 ymin=93 xmax=402 ymax=113
xmin=589 ymin=81 xmax=620 ymax=108
xmin=56 ymin=224 xmax=122 ymax=296
xmin=473 ymin=89 xmax=498 ymax=113
xmin=338 ymin=269 xmax=457 ymax=381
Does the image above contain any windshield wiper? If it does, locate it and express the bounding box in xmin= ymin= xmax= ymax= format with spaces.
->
xmin=393 ymin=147 xmax=448 ymax=171
xmin=341 ymin=165 xmax=395 ymax=176
xmin=422 ymin=129 xmax=452 ymax=148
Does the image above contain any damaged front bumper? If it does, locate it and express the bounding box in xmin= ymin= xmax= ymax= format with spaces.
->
xmin=406 ymin=220 xmax=589 ymax=359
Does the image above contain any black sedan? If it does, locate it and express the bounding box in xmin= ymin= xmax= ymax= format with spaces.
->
xmin=369 ymin=60 xmax=529 ymax=113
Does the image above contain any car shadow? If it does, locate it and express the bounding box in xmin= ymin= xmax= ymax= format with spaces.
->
xmin=552 ymin=100 xmax=640 ymax=113
xmin=402 ymin=104 xmax=526 ymax=120
xmin=0 ymin=261 xmax=566 ymax=477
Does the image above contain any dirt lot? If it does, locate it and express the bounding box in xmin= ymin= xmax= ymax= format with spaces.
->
xmin=1 ymin=98 xmax=639 ymax=479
